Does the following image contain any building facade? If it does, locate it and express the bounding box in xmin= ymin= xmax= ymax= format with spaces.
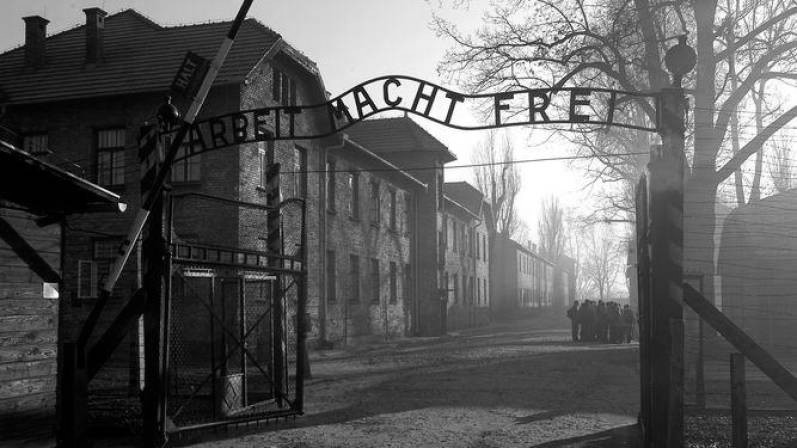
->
xmin=492 ymin=237 xmax=555 ymax=318
xmin=441 ymin=182 xmax=490 ymax=330
xmin=346 ymin=117 xmax=458 ymax=336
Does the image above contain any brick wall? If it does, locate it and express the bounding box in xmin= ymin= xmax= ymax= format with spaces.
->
xmin=322 ymin=145 xmax=415 ymax=345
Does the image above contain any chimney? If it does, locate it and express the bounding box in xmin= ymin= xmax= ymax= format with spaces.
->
xmin=83 ymin=8 xmax=107 ymax=63
xmin=23 ymin=16 xmax=49 ymax=68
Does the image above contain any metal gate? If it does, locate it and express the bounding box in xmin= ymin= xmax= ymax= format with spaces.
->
xmin=164 ymin=241 xmax=305 ymax=434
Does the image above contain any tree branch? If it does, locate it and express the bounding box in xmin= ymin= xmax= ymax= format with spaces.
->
xmin=715 ymin=105 xmax=797 ymax=183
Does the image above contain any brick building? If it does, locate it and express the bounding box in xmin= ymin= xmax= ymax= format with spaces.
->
xmin=318 ymin=135 xmax=425 ymax=344
xmin=491 ymin=237 xmax=555 ymax=318
xmin=0 ymin=8 xmax=480 ymax=358
xmin=346 ymin=116 xmax=458 ymax=336
xmin=552 ymin=254 xmax=576 ymax=310
xmin=441 ymin=182 xmax=490 ymax=330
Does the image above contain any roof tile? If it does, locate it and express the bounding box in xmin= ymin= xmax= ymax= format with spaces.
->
xmin=0 ymin=9 xmax=315 ymax=105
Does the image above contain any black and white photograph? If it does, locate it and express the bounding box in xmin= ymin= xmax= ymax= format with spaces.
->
xmin=0 ymin=0 xmax=795 ymax=447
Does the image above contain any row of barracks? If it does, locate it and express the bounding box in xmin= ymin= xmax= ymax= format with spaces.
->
xmin=0 ymin=8 xmax=574 ymax=438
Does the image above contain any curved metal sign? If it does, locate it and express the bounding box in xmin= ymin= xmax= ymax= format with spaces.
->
xmin=178 ymin=75 xmax=658 ymax=154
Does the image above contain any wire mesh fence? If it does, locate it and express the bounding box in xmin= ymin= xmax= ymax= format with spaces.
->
xmin=681 ymin=192 xmax=797 ymax=447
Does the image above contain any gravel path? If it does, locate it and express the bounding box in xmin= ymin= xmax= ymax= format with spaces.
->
xmin=183 ymin=315 xmax=641 ymax=448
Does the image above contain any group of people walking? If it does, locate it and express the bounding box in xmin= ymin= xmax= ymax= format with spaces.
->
xmin=566 ymin=300 xmax=635 ymax=343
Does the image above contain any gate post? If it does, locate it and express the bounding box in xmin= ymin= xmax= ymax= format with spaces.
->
xmin=636 ymin=35 xmax=694 ymax=448
xmin=142 ymin=190 xmax=168 ymax=447
xmin=265 ymin=162 xmax=285 ymax=405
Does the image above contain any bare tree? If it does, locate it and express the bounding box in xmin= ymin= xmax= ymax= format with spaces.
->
xmin=565 ymin=217 xmax=592 ymax=301
xmin=473 ymin=131 xmax=522 ymax=239
xmin=537 ymin=196 xmax=567 ymax=261
xmin=767 ymin=137 xmax=793 ymax=193
xmin=583 ymin=225 xmax=623 ymax=301
xmin=435 ymin=0 xmax=797 ymax=300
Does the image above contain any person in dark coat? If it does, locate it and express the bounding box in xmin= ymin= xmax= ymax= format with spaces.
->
xmin=608 ymin=302 xmax=622 ymax=343
xmin=566 ymin=301 xmax=580 ymax=342
xmin=622 ymin=305 xmax=635 ymax=343
xmin=596 ymin=301 xmax=608 ymax=343
xmin=579 ymin=300 xmax=595 ymax=342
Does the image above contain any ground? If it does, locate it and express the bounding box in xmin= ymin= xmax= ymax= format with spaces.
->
xmin=177 ymin=314 xmax=641 ymax=448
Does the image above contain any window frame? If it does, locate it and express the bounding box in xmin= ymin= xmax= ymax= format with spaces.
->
xmin=369 ymin=180 xmax=380 ymax=226
xmin=77 ymin=259 xmax=98 ymax=299
xmin=326 ymin=250 xmax=336 ymax=303
xmin=22 ymin=132 xmax=49 ymax=155
xmin=326 ymin=158 xmax=336 ymax=212
xmin=388 ymin=189 xmax=397 ymax=231
xmin=293 ymin=145 xmax=307 ymax=198
xmin=349 ymin=254 xmax=360 ymax=302
xmin=96 ymin=127 xmax=127 ymax=188
xmin=348 ymin=171 xmax=360 ymax=220
xmin=369 ymin=258 xmax=380 ymax=303
xmin=389 ymin=262 xmax=397 ymax=304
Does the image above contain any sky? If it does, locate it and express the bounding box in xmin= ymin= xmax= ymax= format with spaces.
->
xmin=0 ymin=0 xmax=621 ymax=249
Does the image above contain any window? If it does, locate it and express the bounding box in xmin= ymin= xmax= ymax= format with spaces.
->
xmin=327 ymin=250 xmax=336 ymax=303
xmin=23 ymin=133 xmax=48 ymax=155
xmin=293 ymin=146 xmax=307 ymax=198
xmin=404 ymin=264 xmax=412 ymax=303
xmin=389 ymin=189 xmax=397 ymax=231
xmin=326 ymin=159 xmax=336 ymax=212
xmin=369 ymin=258 xmax=380 ymax=303
xmin=97 ymin=128 xmax=126 ymax=187
xmin=442 ymin=272 xmax=449 ymax=301
xmin=404 ymin=193 xmax=412 ymax=233
xmin=77 ymin=260 xmax=98 ymax=298
xmin=452 ymin=273 xmax=459 ymax=303
xmin=476 ymin=232 xmax=480 ymax=260
xmin=348 ymin=172 xmax=359 ymax=219
xmin=469 ymin=276 xmax=474 ymax=304
xmin=441 ymin=215 xmax=448 ymax=249
xmin=349 ymin=255 xmax=360 ymax=302
xmin=170 ymin=141 xmax=201 ymax=183
xmin=389 ymin=262 xmax=397 ymax=304
xmin=273 ymin=68 xmax=297 ymax=105
xmin=369 ymin=180 xmax=380 ymax=226
xmin=477 ymin=278 xmax=481 ymax=304
xmin=452 ymin=221 xmax=458 ymax=252
xmin=436 ymin=172 xmax=443 ymax=210
xmin=93 ymin=239 xmax=121 ymax=259
xmin=483 ymin=235 xmax=487 ymax=262
xmin=468 ymin=229 xmax=474 ymax=257
xmin=258 ymin=139 xmax=275 ymax=188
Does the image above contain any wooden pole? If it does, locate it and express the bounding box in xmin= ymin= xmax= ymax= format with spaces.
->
xmin=696 ymin=317 xmax=706 ymax=408
xmin=668 ymin=318 xmax=685 ymax=448
xmin=683 ymin=284 xmax=797 ymax=401
xmin=731 ymin=353 xmax=748 ymax=448
xmin=142 ymin=192 xmax=166 ymax=447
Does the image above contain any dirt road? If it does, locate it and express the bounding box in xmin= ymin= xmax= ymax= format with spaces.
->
xmin=184 ymin=315 xmax=641 ymax=448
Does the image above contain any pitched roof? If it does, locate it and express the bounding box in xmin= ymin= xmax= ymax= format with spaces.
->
xmin=345 ymin=116 xmax=457 ymax=163
xmin=0 ymin=9 xmax=317 ymax=105
xmin=444 ymin=181 xmax=483 ymax=216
